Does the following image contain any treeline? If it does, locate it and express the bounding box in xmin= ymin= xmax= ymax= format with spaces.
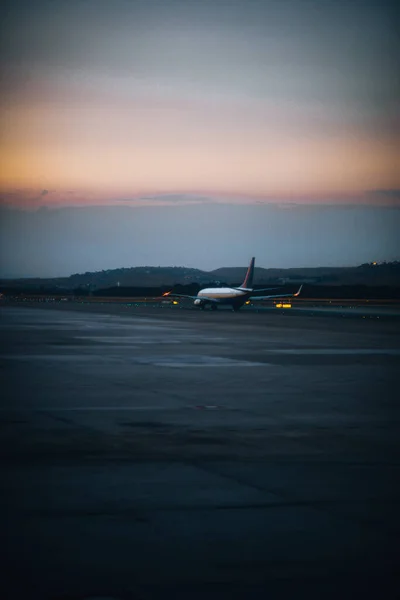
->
xmin=301 ymin=285 xmax=400 ymax=300
xmin=3 ymin=283 xmax=400 ymax=300
xmin=2 ymin=261 xmax=400 ymax=291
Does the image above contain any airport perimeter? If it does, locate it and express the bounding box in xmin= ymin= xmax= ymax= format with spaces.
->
xmin=1 ymin=304 xmax=399 ymax=599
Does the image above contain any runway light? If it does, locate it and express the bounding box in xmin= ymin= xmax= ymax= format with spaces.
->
xmin=173 ymin=300 xmax=178 ymax=305
xmin=276 ymin=303 xmax=292 ymax=308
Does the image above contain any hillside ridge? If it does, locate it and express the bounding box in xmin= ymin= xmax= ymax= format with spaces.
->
xmin=1 ymin=262 xmax=400 ymax=290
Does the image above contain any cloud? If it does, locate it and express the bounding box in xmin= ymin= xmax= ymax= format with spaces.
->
xmin=118 ymin=194 xmax=214 ymax=205
xmin=2 ymin=187 xmax=400 ymax=211
xmin=364 ymin=189 xmax=400 ymax=205
xmin=0 ymin=188 xmax=54 ymax=209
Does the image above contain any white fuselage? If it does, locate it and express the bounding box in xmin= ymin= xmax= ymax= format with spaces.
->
xmin=197 ymin=287 xmax=247 ymax=299
xmin=194 ymin=287 xmax=251 ymax=308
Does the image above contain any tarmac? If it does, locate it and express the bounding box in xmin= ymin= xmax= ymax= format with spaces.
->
xmin=1 ymin=303 xmax=399 ymax=599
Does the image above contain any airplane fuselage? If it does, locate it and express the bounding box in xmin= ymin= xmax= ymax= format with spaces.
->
xmin=195 ymin=287 xmax=250 ymax=309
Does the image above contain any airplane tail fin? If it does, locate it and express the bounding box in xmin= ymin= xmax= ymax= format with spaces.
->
xmin=241 ymin=257 xmax=255 ymax=289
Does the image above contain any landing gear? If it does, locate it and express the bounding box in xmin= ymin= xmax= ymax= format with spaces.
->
xmin=211 ymin=304 xmax=218 ymax=311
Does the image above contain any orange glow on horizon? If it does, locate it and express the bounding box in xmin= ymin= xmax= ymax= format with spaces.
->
xmin=1 ymin=87 xmax=398 ymax=207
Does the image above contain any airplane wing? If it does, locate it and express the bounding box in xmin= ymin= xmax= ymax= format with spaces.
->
xmin=250 ymin=287 xmax=279 ymax=293
xmin=249 ymin=285 xmax=303 ymax=301
xmin=162 ymin=292 xmax=198 ymax=300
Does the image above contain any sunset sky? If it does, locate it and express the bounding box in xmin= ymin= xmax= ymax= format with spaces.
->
xmin=1 ymin=0 xmax=399 ymax=276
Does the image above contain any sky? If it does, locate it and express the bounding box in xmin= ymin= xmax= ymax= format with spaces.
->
xmin=0 ymin=0 xmax=399 ymax=276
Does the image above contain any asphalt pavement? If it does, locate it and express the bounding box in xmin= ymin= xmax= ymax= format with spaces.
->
xmin=1 ymin=304 xmax=399 ymax=599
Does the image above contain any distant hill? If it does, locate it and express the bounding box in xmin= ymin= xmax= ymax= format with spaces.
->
xmin=212 ymin=263 xmax=400 ymax=287
xmin=1 ymin=262 xmax=400 ymax=293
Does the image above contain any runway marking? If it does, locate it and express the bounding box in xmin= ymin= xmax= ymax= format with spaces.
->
xmin=0 ymin=354 xmax=266 ymax=367
xmin=74 ymin=336 xmax=227 ymax=344
xmin=75 ymin=336 xmax=182 ymax=343
xmin=272 ymin=349 xmax=400 ymax=355
xmin=39 ymin=406 xmax=168 ymax=411
xmin=0 ymin=406 xmax=225 ymax=412
xmin=0 ymin=355 xmax=121 ymax=361
xmin=135 ymin=356 xmax=265 ymax=367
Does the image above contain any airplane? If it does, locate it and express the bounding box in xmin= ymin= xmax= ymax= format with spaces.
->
xmin=162 ymin=257 xmax=302 ymax=311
